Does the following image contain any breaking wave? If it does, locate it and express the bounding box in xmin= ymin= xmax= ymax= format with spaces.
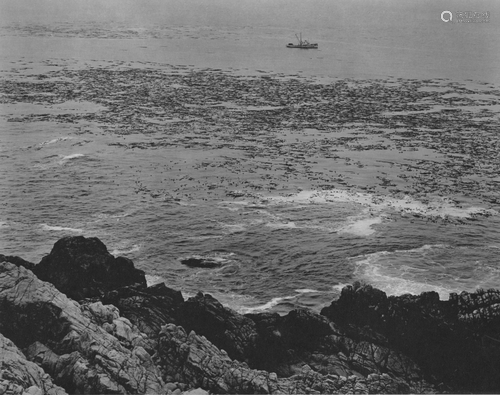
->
xmin=351 ymin=244 xmax=500 ymax=299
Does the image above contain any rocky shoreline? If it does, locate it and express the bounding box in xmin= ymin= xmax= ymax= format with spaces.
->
xmin=1 ymin=236 xmax=500 ymax=394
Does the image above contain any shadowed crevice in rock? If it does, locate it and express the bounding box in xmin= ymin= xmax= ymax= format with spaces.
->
xmin=178 ymin=292 xmax=260 ymax=364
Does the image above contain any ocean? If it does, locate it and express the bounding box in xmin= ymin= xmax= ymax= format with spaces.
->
xmin=1 ymin=0 xmax=500 ymax=314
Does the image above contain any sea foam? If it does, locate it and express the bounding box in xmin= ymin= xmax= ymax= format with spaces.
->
xmin=41 ymin=224 xmax=83 ymax=233
xmin=58 ymin=153 xmax=85 ymax=165
xmin=351 ymin=245 xmax=462 ymax=299
xmin=338 ymin=214 xmax=383 ymax=236
xmin=111 ymin=244 xmax=141 ymax=256
xmin=237 ymin=295 xmax=295 ymax=314
xmin=267 ymin=189 xmax=496 ymax=219
xmin=39 ymin=136 xmax=73 ymax=147
xmin=145 ymin=274 xmax=166 ymax=287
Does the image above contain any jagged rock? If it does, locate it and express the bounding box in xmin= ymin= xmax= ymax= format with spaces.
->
xmin=2 ymin=237 xmax=496 ymax=394
xmin=243 ymin=311 xmax=289 ymax=372
xmin=0 ymin=254 xmax=35 ymax=271
xmin=81 ymin=301 xmax=155 ymax=352
xmin=179 ymin=292 xmax=259 ymax=363
xmin=246 ymin=309 xmax=342 ymax=376
xmin=81 ymin=301 xmax=120 ymax=325
xmin=174 ymin=292 xmax=432 ymax=389
xmin=321 ymin=282 xmax=500 ymax=392
xmin=0 ymin=261 xmax=165 ymax=394
xmin=246 ymin=307 xmax=432 ymax=389
xmin=33 ymin=236 xmax=146 ymax=300
xmin=102 ymin=282 xmax=184 ymax=339
xmin=280 ymin=308 xmax=336 ymax=348
xmin=0 ymin=333 xmax=67 ymax=395
xmin=157 ymin=324 xmax=428 ymax=394
xmin=453 ymin=288 xmax=500 ymax=326
xmin=157 ymin=323 xmax=310 ymax=393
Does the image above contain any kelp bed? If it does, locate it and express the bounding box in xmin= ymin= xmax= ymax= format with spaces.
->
xmin=1 ymin=60 xmax=499 ymax=221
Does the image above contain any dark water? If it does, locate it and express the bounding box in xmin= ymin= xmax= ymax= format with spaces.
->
xmin=1 ymin=6 xmax=500 ymax=313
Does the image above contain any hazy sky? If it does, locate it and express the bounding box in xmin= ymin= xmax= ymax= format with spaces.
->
xmin=1 ymin=0 xmax=499 ymax=29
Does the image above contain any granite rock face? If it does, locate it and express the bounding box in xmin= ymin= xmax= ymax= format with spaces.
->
xmin=0 ymin=333 xmax=67 ymax=395
xmin=33 ymin=236 xmax=147 ymax=300
xmin=157 ymin=323 xmax=423 ymax=394
xmin=0 ymin=261 xmax=165 ymax=394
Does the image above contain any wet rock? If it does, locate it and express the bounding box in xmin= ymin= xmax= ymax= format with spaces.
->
xmin=321 ymin=282 xmax=500 ymax=392
xmin=33 ymin=236 xmax=147 ymax=300
xmin=179 ymin=292 xmax=259 ymax=364
xmin=180 ymin=257 xmax=223 ymax=268
xmin=247 ymin=307 xmax=431 ymax=388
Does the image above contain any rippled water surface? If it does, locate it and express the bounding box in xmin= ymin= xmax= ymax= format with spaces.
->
xmin=1 ymin=6 xmax=500 ymax=313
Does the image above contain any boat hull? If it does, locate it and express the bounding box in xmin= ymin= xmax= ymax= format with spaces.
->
xmin=286 ymin=44 xmax=318 ymax=49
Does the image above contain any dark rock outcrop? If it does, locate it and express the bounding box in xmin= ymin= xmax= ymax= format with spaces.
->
xmin=246 ymin=306 xmax=432 ymax=389
xmin=157 ymin=323 xmax=422 ymax=394
xmin=321 ymin=282 xmax=500 ymax=392
xmin=246 ymin=309 xmax=341 ymax=376
xmin=157 ymin=290 xmax=433 ymax=391
xmin=33 ymin=236 xmax=147 ymax=300
xmin=0 ymin=254 xmax=35 ymax=271
xmin=102 ymin=282 xmax=184 ymax=340
xmin=179 ymin=292 xmax=260 ymax=364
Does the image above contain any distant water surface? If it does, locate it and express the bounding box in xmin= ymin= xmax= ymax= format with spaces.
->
xmin=1 ymin=0 xmax=499 ymax=313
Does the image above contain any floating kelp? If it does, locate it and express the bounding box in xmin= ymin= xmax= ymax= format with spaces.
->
xmin=1 ymin=61 xmax=499 ymax=218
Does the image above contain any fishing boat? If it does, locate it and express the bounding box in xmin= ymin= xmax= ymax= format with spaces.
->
xmin=286 ymin=33 xmax=318 ymax=49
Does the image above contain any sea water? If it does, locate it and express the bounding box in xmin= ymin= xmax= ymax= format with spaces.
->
xmin=1 ymin=0 xmax=500 ymax=314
